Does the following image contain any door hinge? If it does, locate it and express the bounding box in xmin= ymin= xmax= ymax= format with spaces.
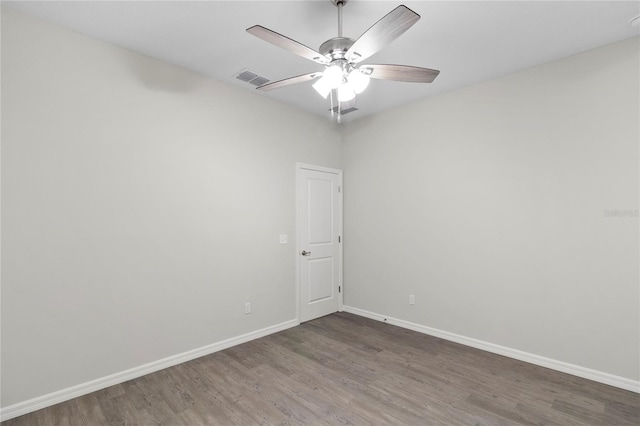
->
xmin=339 ymin=286 xmax=341 ymax=293
xmin=338 ymin=185 xmax=341 ymax=193
xmin=338 ymin=235 xmax=341 ymax=243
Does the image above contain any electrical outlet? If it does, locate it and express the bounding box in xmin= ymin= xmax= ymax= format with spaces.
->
xmin=244 ymin=302 xmax=251 ymax=314
xmin=409 ymin=294 xmax=415 ymax=305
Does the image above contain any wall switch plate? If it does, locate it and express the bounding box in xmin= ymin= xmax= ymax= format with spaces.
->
xmin=244 ymin=302 xmax=251 ymax=314
xmin=279 ymin=234 xmax=288 ymax=244
xmin=409 ymin=294 xmax=415 ymax=305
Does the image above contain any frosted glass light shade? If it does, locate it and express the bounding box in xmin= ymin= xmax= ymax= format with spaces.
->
xmin=348 ymin=69 xmax=370 ymax=94
xmin=338 ymin=83 xmax=356 ymax=102
xmin=323 ymin=65 xmax=343 ymax=89
xmin=312 ymin=76 xmax=331 ymax=99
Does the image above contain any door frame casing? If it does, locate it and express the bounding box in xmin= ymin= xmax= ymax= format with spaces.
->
xmin=295 ymin=163 xmax=343 ymax=323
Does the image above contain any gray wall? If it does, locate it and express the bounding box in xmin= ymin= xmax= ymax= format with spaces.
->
xmin=1 ymin=8 xmax=341 ymax=406
xmin=343 ymin=36 xmax=639 ymax=381
xmin=2 ymin=4 xmax=639 ymax=412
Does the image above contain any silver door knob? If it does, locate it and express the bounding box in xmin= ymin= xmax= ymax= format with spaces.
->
xmin=301 ymin=250 xmax=311 ymax=256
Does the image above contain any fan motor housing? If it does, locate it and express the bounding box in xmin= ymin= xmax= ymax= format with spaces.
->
xmin=319 ymin=37 xmax=355 ymax=61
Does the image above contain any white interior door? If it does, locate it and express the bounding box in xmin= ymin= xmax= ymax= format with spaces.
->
xmin=297 ymin=164 xmax=342 ymax=323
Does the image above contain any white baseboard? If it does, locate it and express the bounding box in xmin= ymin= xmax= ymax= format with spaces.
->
xmin=342 ymin=305 xmax=640 ymax=394
xmin=0 ymin=319 xmax=299 ymax=422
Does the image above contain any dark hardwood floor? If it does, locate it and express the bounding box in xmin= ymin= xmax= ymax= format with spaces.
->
xmin=3 ymin=312 xmax=639 ymax=425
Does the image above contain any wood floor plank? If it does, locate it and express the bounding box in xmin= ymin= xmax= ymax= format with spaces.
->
xmin=3 ymin=312 xmax=639 ymax=425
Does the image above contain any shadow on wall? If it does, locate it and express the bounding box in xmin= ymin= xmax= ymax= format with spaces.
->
xmin=124 ymin=52 xmax=206 ymax=93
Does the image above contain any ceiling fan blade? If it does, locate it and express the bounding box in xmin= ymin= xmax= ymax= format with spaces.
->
xmin=256 ymin=72 xmax=322 ymax=92
xmin=346 ymin=5 xmax=420 ymax=64
xmin=247 ymin=25 xmax=329 ymax=65
xmin=363 ymin=64 xmax=440 ymax=83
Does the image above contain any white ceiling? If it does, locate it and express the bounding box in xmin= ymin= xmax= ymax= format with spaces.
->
xmin=4 ymin=1 xmax=639 ymax=122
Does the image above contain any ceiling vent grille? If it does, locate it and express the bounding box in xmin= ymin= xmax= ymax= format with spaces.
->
xmin=330 ymin=106 xmax=359 ymax=115
xmin=249 ymin=76 xmax=270 ymax=87
xmin=235 ymin=69 xmax=270 ymax=86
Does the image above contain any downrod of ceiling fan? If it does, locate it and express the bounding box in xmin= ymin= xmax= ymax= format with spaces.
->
xmin=338 ymin=2 xmax=342 ymax=37
xmin=320 ymin=0 xmax=355 ymax=61
xmin=332 ymin=0 xmax=349 ymax=37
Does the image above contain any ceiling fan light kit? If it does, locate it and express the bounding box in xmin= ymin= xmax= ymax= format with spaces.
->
xmin=338 ymin=83 xmax=356 ymax=102
xmin=247 ymin=0 xmax=440 ymax=121
xmin=320 ymin=64 xmax=344 ymax=90
xmin=312 ymin=77 xmax=332 ymax=99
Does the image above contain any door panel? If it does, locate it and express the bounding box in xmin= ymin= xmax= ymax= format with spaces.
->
xmin=308 ymin=178 xmax=333 ymax=244
xmin=297 ymin=165 xmax=342 ymax=322
xmin=308 ymin=257 xmax=334 ymax=302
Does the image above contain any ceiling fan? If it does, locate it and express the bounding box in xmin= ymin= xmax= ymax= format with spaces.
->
xmin=247 ymin=0 xmax=440 ymax=120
